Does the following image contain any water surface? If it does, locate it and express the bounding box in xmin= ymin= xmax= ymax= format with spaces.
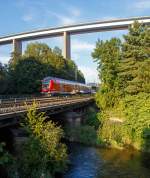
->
xmin=63 ymin=143 xmax=150 ymax=178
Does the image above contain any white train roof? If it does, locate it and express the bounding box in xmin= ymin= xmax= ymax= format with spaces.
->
xmin=43 ymin=76 xmax=89 ymax=87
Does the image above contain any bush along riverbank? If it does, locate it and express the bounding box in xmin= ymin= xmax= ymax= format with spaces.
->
xmin=0 ymin=103 xmax=68 ymax=178
xmin=64 ymin=107 xmax=101 ymax=147
xmin=97 ymin=93 xmax=150 ymax=152
xmin=92 ymin=21 xmax=150 ymax=152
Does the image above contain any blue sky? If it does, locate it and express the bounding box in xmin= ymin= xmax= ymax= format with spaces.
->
xmin=0 ymin=0 xmax=150 ymax=83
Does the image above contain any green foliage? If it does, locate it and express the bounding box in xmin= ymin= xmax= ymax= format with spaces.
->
xmin=0 ymin=142 xmax=14 ymax=166
xmin=0 ymin=142 xmax=17 ymax=177
xmin=97 ymin=93 xmax=150 ymax=150
xmin=0 ymin=63 xmax=8 ymax=94
xmin=8 ymin=57 xmax=50 ymax=94
xmin=65 ymin=125 xmax=97 ymax=146
xmin=85 ymin=107 xmax=99 ymax=129
xmin=93 ymin=21 xmax=150 ymax=152
xmin=23 ymin=42 xmax=85 ymax=83
xmin=92 ymin=38 xmax=122 ymax=109
xmin=142 ymin=128 xmax=150 ymax=152
xmin=118 ymin=22 xmax=150 ymax=94
xmin=17 ymin=103 xmax=68 ymax=177
xmin=122 ymin=94 xmax=150 ymax=150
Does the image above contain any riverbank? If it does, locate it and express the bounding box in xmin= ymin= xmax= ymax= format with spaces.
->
xmin=64 ymin=103 xmax=150 ymax=153
xmin=96 ymin=93 xmax=150 ymax=153
xmin=63 ymin=106 xmax=101 ymax=147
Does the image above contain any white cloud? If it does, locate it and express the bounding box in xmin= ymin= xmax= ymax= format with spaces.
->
xmin=48 ymin=12 xmax=76 ymax=25
xmin=22 ymin=14 xmax=33 ymax=22
xmin=58 ymin=16 xmax=76 ymax=25
xmin=101 ymin=16 xmax=116 ymax=20
xmin=0 ymin=56 xmax=10 ymax=64
xmin=72 ymin=39 xmax=95 ymax=52
xmin=60 ymin=3 xmax=81 ymax=17
xmin=132 ymin=0 xmax=150 ymax=10
xmin=71 ymin=8 xmax=81 ymax=17
xmin=79 ymin=65 xmax=99 ymax=83
xmin=71 ymin=53 xmax=80 ymax=61
xmin=48 ymin=6 xmax=81 ymax=26
xmin=68 ymin=7 xmax=81 ymax=17
xmin=16 ymin=0 xmax=82 ymax=26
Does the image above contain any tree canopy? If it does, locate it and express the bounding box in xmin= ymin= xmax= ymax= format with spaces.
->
xmin=92 ymin=38 xmax=122 ymax=108
xmin=118 ymin=21 xmax=150 ymax=94
xmin=0 ymin=63 xmax=8 ymax=94
xmin=23 ymin=43 xmax=85 ymax=83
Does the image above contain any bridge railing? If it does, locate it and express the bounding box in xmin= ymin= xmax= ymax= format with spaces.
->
xmin=0 ymin=95 xmax=94 ymax=114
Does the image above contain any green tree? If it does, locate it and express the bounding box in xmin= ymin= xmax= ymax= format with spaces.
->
xmin=0 ymin=63 xmax=8 ymax=94
xmin=9 ymin=57 xmax=51 ymax=94
xmin=9 ymin=51 xmax=21 ymax=67
xmin=92 ymin=38 xmax=122 ymax=109
xmin=93 ymin=21 xmax=150 ymax=151
xmin=118 ymin=21 xmax=150 ymax=94
xmin=24 ymin=42 xmax=85 ymax=83
xmin=17 ymin=103 xmax=68 ymax=178
xmin=0 ymin=62 xmax=5 ymax=80
xmin=0 ymin=142 xmax=15 ymax=177
xmin=24 ymin=42 xmax=50 ymax=63
xmin=53 ymin=46 xmax=62 ymax=56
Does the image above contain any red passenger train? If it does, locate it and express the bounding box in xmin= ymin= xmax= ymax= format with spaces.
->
xmin=41 ymin=77 xmax=91 ymax=95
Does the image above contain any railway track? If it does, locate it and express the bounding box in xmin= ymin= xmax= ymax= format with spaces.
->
xmin=0 ymin=96 xmax=93 ymax=114
xmin=0 ymin=96 xmax=68 ymax=108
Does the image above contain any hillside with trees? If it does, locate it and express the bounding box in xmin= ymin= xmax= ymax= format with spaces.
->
xmin=92 ymin=22 xmax=150 ymax=152
xmin=0 ymin=43 xmax=85 ymax=94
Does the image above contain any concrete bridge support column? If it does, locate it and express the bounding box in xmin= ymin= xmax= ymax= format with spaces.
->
xmin=74 ymin=117 xmax=81 ymax=127
xmin=10 ymin=128 xmax=28 ymax=154
xmin=64 ymin=112 xmax=82 ymax=128
xmin=13 ymin=39 xmax=22 ymax=55
xmin=63 ymin=31 xmax=71 ymax=59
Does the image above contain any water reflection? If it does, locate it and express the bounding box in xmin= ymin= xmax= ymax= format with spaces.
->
xmin=63 ymin=143 xmax=150 ymax=178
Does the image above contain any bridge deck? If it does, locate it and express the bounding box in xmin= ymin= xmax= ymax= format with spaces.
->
xmin=0 ymin=96 xmax=94 ymax=128
xmin=0 ymin=16 xmax=150 ymax=44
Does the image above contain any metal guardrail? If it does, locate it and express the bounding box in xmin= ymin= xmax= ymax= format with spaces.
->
xmin=0 ymin=94 xmax=42 ymax=100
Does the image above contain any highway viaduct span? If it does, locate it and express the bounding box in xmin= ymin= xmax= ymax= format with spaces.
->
xmin=0 ymin=16 xmax=150 ymax=59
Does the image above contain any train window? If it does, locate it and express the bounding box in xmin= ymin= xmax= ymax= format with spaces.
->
xmin=42 ymin=84 xmax=48 ymax=88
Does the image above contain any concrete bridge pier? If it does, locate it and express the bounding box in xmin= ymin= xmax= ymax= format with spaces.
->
xmin=64 ymin=111 xmax=82 ymax=127
xmin=0 ymin=127 xmax=28 ymax=154
xmin=63 ymin=31 xmax=71 ymax=59
xmin=10 ymin=128 xmax=28 ymax=154
xmin=13 ymin=39 xmax=22 ymax=55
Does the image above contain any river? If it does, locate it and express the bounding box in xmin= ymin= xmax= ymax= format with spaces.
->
xmin=63 ymin=143 xmax=150 ymax=178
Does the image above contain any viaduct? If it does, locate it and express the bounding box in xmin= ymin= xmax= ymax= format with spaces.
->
xmin=0 ymin=16 xmax=150 ymax=59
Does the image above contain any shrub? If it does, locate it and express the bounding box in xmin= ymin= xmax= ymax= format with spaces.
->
xmin=97 ymin=93 xmax=150 ymax=151
xmin=17 ymin=103 xmax=68 ymax=178
xmin=65 ymin=125 xmax=97 ymax=146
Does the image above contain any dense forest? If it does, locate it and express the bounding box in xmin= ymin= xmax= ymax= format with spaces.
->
xmin=0 ymin=43 xmax=85 ymax=94
xmin=92 ymin=21 xmax=150 ymax=152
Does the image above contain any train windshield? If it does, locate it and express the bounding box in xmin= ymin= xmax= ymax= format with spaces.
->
xmin=42 ymin=81 xmax=49 ymax=89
